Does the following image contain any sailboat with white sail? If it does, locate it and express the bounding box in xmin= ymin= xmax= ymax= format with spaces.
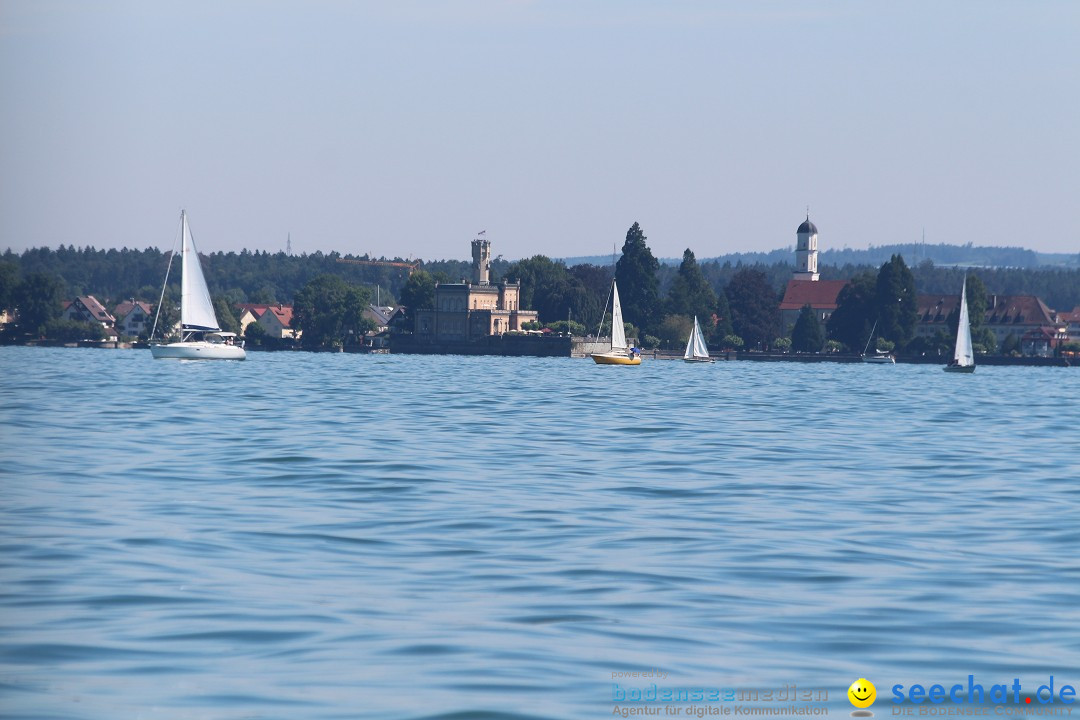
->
xmin=150 ymin=211 xmax=246 ymax=360
xmin=944 ymin=277 xmax=975 ymax=373
xmin=591 ymin=278 xmax=640 ymax=365
xmin=683 ymin=315 xmax=714 ymax=363
xmin=860 ymin=319 xmax=895 ymax=364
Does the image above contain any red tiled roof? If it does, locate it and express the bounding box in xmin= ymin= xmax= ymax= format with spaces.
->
xmin=917 ymin=294 xmax=1060 ymax=326
xmin=263 ymin=305 xmax=293 ymax=328
xmin=917 ymin=295 xmax=960 ymax=323
xmin=985 ymin=295 xmax=1056 ymax=326
xmin=78 ymin=296 xmax=115 ymax=322
xmin=114 ymin=300 xmax=152 ymax=317
xmin=779 ymin=280 xmax=847 ymax=311
xmin=237 ymin=304 xmax=269 ymax=318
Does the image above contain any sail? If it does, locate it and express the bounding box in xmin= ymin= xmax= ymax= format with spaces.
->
xmin=954 ymin=278 xmax=974 ymax=367
xmin=180 ymin=212 xmax=221 ymax=332
xmin=610 ymin=280 xmax=627 ymax=351
xmin=685 ymin=316 xmax=710 ymax=359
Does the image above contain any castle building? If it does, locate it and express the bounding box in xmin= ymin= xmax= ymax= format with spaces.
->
xmin=413 ymin=235 xmax=539 ymax=342
xmin=779 ymin=215 xmax=847 ymax=334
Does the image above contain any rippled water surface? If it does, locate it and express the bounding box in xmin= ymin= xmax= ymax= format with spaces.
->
xmin=2 ymin=346 xmax=1079 ymax=719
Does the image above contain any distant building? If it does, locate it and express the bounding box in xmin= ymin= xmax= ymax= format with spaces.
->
xmin=113 ymin=299 xmax=153 ymax=338
xmin=413 ymin=235 xmax=539 ymax=342
xmin=779 ymin=215 xmax=847 ymax=334
xmin=364 ymin=305 xmax=402 ymax=332
xmin=258 ymin=304 xmax=295 ymax=339
xmin=1060 ymin=306 xmax=1080 ymax=342
xmin=236 ymin=304 xmax=269 ymax=337
xmin=62 ymin=296 xmax=116 ymax=329
xmin=915 ymin=293 xmax=1068 ymax=354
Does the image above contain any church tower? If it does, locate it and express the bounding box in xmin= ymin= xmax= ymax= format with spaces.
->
xmin=471 ymin=236 xmax=491 ymax=285
xmin=793 ymin=214 xmax=820 ymax=281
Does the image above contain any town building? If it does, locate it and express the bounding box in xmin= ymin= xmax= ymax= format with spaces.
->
xmin=259 ymin=304 xmax=295 ymax=339
xmin=113 ymin=299 xmax=153 ymax=338
xmin=915 ymin=293 xmax=1069 ymax=355
xmin=412 ymin=236 xmax=539 ymax=342
xmin=236 ymin=304 xmax=268 ymax=337
xmin=62 ymin=296 xmax=116 ymax=329
xmin=779 ymin=216 xmax=847 ymax=334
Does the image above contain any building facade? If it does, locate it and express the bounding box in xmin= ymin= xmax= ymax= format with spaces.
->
xmin=413 ymin=236 xmax=539 ymax=342
xmin=779 ymin=215 xmax=846 ymax=334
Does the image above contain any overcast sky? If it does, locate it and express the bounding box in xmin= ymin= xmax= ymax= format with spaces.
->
xmin=1 ymin=1 xmax=1077 ymax=260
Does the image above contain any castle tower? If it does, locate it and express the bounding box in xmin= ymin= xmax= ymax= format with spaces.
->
xmin=793 ymin=214 xmax=820 ymax=281
xmin=471 ymin=237 xmax=491 ymax=285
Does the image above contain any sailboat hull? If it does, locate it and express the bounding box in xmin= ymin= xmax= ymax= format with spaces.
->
xmin=683 ymin=357 xmax=715 ymax=363
xmin=943 ymin=364 xmax=975 ymax=373
xmin=591 ymin=352 xmax=641 ymax=365
xmin=151 ymin=342 xmax=246 ymax=360
xmin=861 ymin=354 xmax=895 ymax=364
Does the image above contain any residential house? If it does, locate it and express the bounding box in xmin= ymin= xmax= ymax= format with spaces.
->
xmin=236 ymin=304 xmax=269 ymax=337
xmin=113 ymin=299 xmax=153 ymax=338
xmin=62 ymin=296 xmax=117 ymax=331
xmin=258 ymin=304 xmax=296 ymax=339
xmin=1060 ymin=306 xmax=1080 ymax=343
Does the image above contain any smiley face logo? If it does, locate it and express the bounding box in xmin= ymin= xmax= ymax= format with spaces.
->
xmin=848 ymin=678 xmax=876 ymax=709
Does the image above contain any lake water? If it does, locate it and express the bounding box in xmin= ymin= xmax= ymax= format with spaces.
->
xmin=1 ymin=346 xmax=1079 ymax=720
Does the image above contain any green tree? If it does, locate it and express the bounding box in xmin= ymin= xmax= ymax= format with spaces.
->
xmin=965 ymin=273 xmax=989 ymax=332
xmin=149 ymin=292 xmax=181 ymax=341
xmin=724 ymin=268 xmax=778 ymax=349
xmin=14 ymin=272 xmax=65 ymax=335
xmin=504 ymin=256 xmax=591 ymax=324
xmin=293 ymin=274 xmax=374 ymax=349
xmin=212 ymin=296 xmax=240 ymax=334
xmin=43 ymin=318 xmax=106 ymax=342
xmin=0 ymin=260 xmax=20 ymax=312
xmin=666 ymin=249 xmax=717 ymax=327
xmin=713 ymin=289 xmax=733 ymax=340
xmin=398 ymin=269 xmax=437 ymax=325
xmin=827 ymin=272 xmax=875 ymax=352
xmin=656 ymin=314 xmax=694 ymax=350
xmin=875 ymin=254 xmax=918 ymax=348
xmin=614 ymin=222 xmax=661 ymax=334
xmin=791 ymin=304 xmax=824 ymax=352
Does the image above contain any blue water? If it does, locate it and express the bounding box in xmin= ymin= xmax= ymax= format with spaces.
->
xmin=1 ymin=346 xmax=1079 ymax=719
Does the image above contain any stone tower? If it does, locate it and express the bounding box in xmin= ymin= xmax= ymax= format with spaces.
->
xmin=794 ymin=214 xmax=820 ymax=281
xmin=472 ymin=237 xmax=491 ymax=285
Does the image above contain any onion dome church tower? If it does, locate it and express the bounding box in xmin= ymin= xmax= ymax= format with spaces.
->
xmin=793 ymin=213 xmax=820 ymax=281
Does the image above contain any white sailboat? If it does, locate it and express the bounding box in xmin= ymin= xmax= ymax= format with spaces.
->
xmin=683 ymin=315 xmax=714 ymax=363
xmin=944 ymin=277 xmax=975 ymax=373
xmin=150 ymin=211 xmax=246 ymax=360
xmin=860 ymin=319 xmax=895 ymax=364
xmin=591 ymin=278 xmax=640 ymax=365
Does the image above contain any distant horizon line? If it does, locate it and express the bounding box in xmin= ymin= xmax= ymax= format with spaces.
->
xmin=4 ymin=241 xmax=1077 ymax=264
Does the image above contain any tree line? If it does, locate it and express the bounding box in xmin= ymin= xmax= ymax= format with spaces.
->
xmin=2 ymin=224 xmax=1079 ymax=353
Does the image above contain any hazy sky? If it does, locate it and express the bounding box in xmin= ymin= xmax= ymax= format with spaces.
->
xmin=2 ymin=1 xmax=1078 ymax=260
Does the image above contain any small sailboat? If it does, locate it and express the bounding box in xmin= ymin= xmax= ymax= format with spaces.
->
xmin=944 ymin=277 xmax=975 ymax=373
xmin=683 ymin=315 xmax=714 ymax=363
xmin=150 ymin=211 xmax=246 ymax=360
xmin=591 ymin=278 xmax=641 ymax=365
xmin=860 ymin=319 xmax=895 ymax=364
